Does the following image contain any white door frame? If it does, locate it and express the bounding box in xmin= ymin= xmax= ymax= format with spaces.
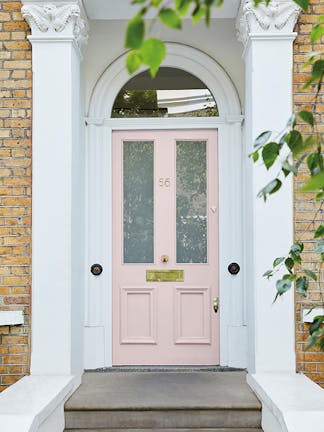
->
xmin=84 ymin=43 xmax=245 ymax=369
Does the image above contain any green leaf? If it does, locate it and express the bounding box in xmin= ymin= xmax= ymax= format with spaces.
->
xmin=310 ymin=316 xmax=324 ymax=334
xmin=257 ymin=179 xmax=282 ymax=201
xmin=282 ymin=161 xmax=297 ymax=176
xmin=316 ymin=191 xmax=324 ymax=201
xmin=302 ymin=77 xmax=315 ymax=89
xmin=151 ymin=0 xmax=163 ymax=6
xmin=283 ymin=273 xmax=296 ymax=281
xmin=298 ymin=110 xmax=314 ymax=127
xmin=251 ymin=150 xmax=259 ymax=162
xmin=291 ymin=242 xmax=304 ymax=254
xmin=296 ymin=276 xmax=309 ymax=296
xmin=132 ymin=0 xmax=146 ymax=3
xmin=312 ymin=59 xmax=324 ymax=80
xmin=304 ymin=269 xmax=317 ymax=281
xmin=296 ymin=152 xmax=308 ymax=169
xmin=307 ymin=153 xmax=323 ymax=176
xmin=254 ymin=131 xmax=272 ymax=148
xmin=263 ymin=269 xmax=273 ymax=279
xmin=140 ymin=38 xmax=166 ymax=77
xmin=314 ymin=224 xmax=324 ymax=238
xmin=293 ymin=0 xmax=310 ymax=11
xmin=175 ymin=0 xmax=191 ymax=16
xmin=314 ymin=240 xmax=324 ymax=254
xmin=301 ymin=171 xmax=324 ymax=191
xmin=289 ymin=242 xmax=303 ymax=264
xmin=262 ymin=142 xmax=280 ymax=170
xmin=125 ymin=14 xmax=145 ymax=49
xmin=159 ymin=8 xmax=182 ymax=29
xmin=303 ymin=135 xmax=316 ymax=151
xmin=307 ymin=327 xmax=324 ymax=349
xmin=306 ymin=334 xmax=318 ymax=350
xmin=192 ymin=5 xmax=206 ymax=23
xmin=311 ymin=24 xmax=324 ymax=43
xmin=276 ymin=278 xmax=292 ymax=295
xmin=126 ymin=51 xmax=142 ymax=74
xmin=286 ymin=114 xmax=296 ymax=129
xmin=273 ymin=257 xmax=285 ymax=267
xmin=286 ymin=130 xmax=303 ymax=154
xmin=285 ymin=257 xmax=294 ymax=272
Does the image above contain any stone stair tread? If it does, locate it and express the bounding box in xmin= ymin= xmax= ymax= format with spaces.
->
xmin=64 ymin=372 xmax=262 ymax=431
xmin=65 ymin=372 xmax=261 ymax=411
xmin=65 ymin=409 xmax=261 ymax=429
xmin=65 ymin=429 xmax=264 ymax=431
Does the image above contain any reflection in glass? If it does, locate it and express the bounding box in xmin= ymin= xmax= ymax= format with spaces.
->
xmin=112 ymin=89 xmax=218 ymax=118
xmin=123 ymin=141 xmax=154 ymax=263
xmin=176 ymin=141 xmax=207 ymax=263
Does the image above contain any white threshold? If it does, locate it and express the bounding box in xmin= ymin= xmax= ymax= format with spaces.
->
xmin=248 ymin=372 xmax=324 ymax=432
xmin=0 ymin=375 xmax=81 ymax=432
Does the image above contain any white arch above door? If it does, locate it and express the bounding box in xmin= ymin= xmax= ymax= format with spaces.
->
xmin=84 ymin=43 xmax=246 ymax=369
xmin=88 ymin=42 xmax=242 ymax=120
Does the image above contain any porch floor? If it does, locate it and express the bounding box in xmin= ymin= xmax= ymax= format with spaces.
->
xmin=65 ymin=370 xmax=261 ymax=410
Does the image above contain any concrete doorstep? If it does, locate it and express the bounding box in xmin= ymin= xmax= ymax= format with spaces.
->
xmin=64 ymin=371 xmax=262 ymax=431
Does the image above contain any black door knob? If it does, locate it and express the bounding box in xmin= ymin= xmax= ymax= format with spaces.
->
xmin=228 ymin=262 xmax=240 ymax=275
xmin=91 ymin=264 xmax=103 ymax=276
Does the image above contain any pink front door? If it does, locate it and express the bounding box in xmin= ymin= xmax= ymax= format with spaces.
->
xmin=112 ymin=129 xmax=219 ymax=365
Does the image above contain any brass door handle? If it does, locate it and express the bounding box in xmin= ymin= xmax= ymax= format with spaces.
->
xmin=213 ymin=297 xmax=219 ymax=314
xmin=161 ymin=254 xmax=169 ymax=263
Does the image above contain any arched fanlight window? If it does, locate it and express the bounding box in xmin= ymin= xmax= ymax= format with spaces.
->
xmin=112 ymin=67 xmax=218 ymax=118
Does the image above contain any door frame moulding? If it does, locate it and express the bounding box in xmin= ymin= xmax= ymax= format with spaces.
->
xmin=85 ymin=42 xmax=246 ymax=369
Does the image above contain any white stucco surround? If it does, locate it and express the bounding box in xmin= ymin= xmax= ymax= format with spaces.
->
xmin=85 ymin=43 xmax=245 ymax=369
xmin=18 ymin=0 xmax=298 ymax=376
xmin=4 ymin=1 xmax=322 ymax=431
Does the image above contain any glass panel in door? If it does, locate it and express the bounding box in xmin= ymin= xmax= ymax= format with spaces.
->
xmin=176 ymin=140 xmax=207 ymax=263
xmin=123 ymin=140 xmax=154 ymax=263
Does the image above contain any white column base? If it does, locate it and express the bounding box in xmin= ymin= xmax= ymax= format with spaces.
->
xmin=247 ymin=373 xmax=324 ymax=432
xmin=0 ymin=375 xmax=81 ymax=432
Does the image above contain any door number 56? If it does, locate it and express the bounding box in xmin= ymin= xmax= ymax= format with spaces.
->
xmin=159 ymin=177 xmax=171 ymax=187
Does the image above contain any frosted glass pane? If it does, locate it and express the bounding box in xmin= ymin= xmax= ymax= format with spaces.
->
xmin=123 ymin=141 xmax=154 ymax=263
xmin=176 ymin=141 xmax=207 ymax=263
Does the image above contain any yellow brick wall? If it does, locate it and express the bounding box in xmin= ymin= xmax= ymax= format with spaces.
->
xmin=294 ymin=0 xmax=324 ymax=387
xmin=0 ymin=0 xmax=32 ymax=391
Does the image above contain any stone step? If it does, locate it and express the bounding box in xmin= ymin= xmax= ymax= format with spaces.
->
xmin=64 ymin=371 xmax=262 ymax=431
xmin=65 ymin=408 xmax=261 ymax=430
xmin=65 ymin=429 xmax=263 ymax=432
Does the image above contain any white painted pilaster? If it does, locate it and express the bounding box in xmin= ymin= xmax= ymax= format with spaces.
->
xmin=21 ymin=1 xmax=88 ymax=375
xmin=237 ymin=1 xmax=300 ymax=373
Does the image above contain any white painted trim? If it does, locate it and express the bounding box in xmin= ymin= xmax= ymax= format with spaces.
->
xmin=28 ymin=30 xmax=85 ymax=376
xmin=303 ymin=308 xmax=324 ymax=323
xmin=0 ymin=311 xmax=24 ymax=326
xmin=242 ymin=33 xmax=296 ymax=374
xmin=247 ymin=373 xmax=324 ymax=432
xmin=0 ymin=375 xmax=81 ymax=432
xmin=242 ymin=33 xmax=297 ymax=58
xmin=85 ymin=116 xmax=244 ymax=127
xmin=88 ymin=43 xmax=242 ymax=118
xmin=85 ymin=43 xmax=246 ymax=369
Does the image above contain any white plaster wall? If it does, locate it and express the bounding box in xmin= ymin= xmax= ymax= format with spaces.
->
xmin=83 ymin=18 xmax=244 ymax=113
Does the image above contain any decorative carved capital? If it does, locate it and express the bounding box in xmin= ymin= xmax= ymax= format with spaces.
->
xmin=21 ymin=3 xmax=88 ymax=47
xmin=236 ymin=0 xmax=300 ymax=46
